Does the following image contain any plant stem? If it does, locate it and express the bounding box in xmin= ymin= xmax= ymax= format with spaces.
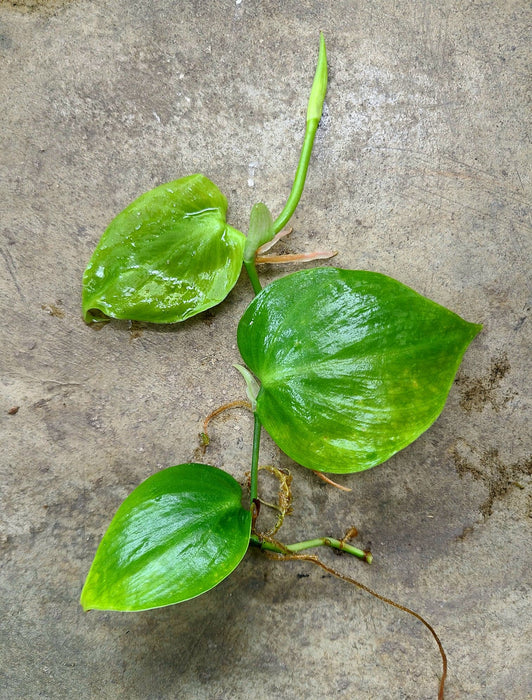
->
xmin=250 ymin=533 xmax=372 ymax=564
xmin=272 ymin=121 xmax=319 ymax=235
xmin=272 ymin=33 xmax=327 ymax=235
xmin=249 ymin=413 xmax=261 ymax=505
xmin=242 ymin=33 xmax=328 ymax=509
xmin=243 ymin=252 xmax=262 ymax=507
xmin=243 ymin=259 xmax=262 ymax=295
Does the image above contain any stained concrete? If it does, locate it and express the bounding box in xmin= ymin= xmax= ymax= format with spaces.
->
xmin=0 ymin=1 xmax=530 ymax=698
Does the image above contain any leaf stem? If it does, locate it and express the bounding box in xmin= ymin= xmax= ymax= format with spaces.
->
xmin=243 ymin=259 xmax=262 ymax=295
xmin=272 ymin=33 xmax=327 ymax=235
xmin=250 ymin=533 xmax=372 ymax=564
xmin=249 ymin=414 xmax=261 ymax=505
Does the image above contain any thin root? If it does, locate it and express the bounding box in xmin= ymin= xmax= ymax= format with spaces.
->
xmin=312 ymin=470 xmax=352 ymax=492
xmin=252 ymin=465 xmax=293 ymax=537
xmin=340 ymin=526 xmax=359 ymax=543
xmin=263 ymin=550 xmax=447 ymax=700
xmin=200 ymin=400 xmax=252 ymax=452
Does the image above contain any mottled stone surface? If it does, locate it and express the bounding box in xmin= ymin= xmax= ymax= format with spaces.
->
xmin=0 ymin=1 xmax=530 ymax=698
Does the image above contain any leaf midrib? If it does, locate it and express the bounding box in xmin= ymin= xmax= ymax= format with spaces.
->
xmin=259 ymin=340 xmax=446 ymax=388
xmin=105 ymin=498 xmax=245 ymax=590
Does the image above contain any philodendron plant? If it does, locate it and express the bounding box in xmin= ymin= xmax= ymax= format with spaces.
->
xmin=81 ymin=35 xmax=480 ymax=698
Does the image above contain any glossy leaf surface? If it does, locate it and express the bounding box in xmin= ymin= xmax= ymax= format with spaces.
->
xmin=238 ymin=268 xmax=481 ymax=474
xmin=81 ymin=463 xmax=251 ymax=611
xmin=82 ymin=174 xmax=245 ymax=323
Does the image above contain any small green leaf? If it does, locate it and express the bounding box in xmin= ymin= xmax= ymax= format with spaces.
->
xmin=233 ymin=363 xmax=260 ymax=410
xmin=306 ymin=32 xmax=328 ymax=124
xmin=243 ymin=202 xmax=274 ymax=263
xmin=80 ymin=463 xmax=251 ymax=611
xmin=82 ymin=174 xmax=245 ymax=323
xmin=237 ymin=268 xmax=481 ymax=474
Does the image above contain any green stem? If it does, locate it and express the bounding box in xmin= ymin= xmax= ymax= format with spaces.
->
xmin=250 ymin=533 xmax=373 ymax=564
xmin=243 ymin=259 xmax=262 ymax=295
xmin=272 ymin=33 xmax=327 ymax=235
xmin=243 ymin=256 xmax=262 ymax=507
xmin=272 ymin=119 xmax=319 ymax=235
xmin=249 ymin=413 xmax=261 ymax=505
xmin=244 ymin=34 xmax=327 ymax=518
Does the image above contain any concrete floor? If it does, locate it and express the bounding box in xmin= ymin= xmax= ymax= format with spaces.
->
xmin=1 ymin=1 xmax=530 ymax=698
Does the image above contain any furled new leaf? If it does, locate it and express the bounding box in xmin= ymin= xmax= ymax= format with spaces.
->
xmin=82 ymin=174 xmax=245 ymax=323
xmin=80 ymin=463 xmax=251 ymax=611
xmin=237 ymin=268 xmax=481 ymax=474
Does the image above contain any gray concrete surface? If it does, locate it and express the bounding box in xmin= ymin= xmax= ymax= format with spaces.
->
xmin=1 ymin=1 xmax=530 ymax=698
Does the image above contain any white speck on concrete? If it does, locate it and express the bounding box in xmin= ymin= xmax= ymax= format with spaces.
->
xmin=248 ymin=161 xmax=259 ymax=188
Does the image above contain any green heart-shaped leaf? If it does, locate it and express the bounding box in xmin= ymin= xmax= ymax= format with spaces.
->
xmin=80 ymin=463 xmax=251 ymax=611
xmin=82 ymin=174 xmax=245 ymax=323
xmin=237 ymin=268 xmax=481 ymax=474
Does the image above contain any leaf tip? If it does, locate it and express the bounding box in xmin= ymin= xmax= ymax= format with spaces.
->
xmin=79 ymin=588 xmax=93 ymax=613
xmin=464 ymin=320 xmax=483 ymax=345
xmin=307 ymin=31 xmax=328 ymax=124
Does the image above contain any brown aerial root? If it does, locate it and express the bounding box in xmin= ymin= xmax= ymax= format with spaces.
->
xmin=255 ymin=226 xmax=337 ymax=265
xmin=256 ymin=465 xmax=293 ymax=536
xmin=340 ymin=526 xmax=359 ymax=543
xmin=199 ymin=400 xmax=252 ymax=452
xmin=312 ymin=470 xmax=352 ymax=492
xmin=256 ymin=227 xmax=294 ymax=255
xmin=264 ymin=548 xmax=447 ymax=699
xmin=256 ymin=251 xmax=338 ymax=264
xmin=246 ymin=465 xmax=294 ymax=537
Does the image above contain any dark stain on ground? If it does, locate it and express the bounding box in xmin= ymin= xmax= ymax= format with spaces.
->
xmin=191 ymin=447 xmax=205 ymax=462
xmin=513 ymin=316 xmax=527 ymax=331
xmin=202 ymin=310 xmax=216 ymax=327
xmin=1 ymin=0 xmax=73 ymax=13
xmin=0 ymin=33 xmax=13 ymax=49
xmin=452 ymin=441 xmax=531 ymax=521
xmin=456 ymin=352 xmax=514 ymax=412
xmin=129 ymin=321 xmax=146 ymax=340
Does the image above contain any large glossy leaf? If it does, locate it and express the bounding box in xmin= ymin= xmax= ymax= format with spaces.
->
xmin=237 ymin=268 xmax=481 ymax=474
xmin=80 ymin=463 xmax=251 ymax=611
xmin=82 ymin=174 xmax=245 ymax=323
